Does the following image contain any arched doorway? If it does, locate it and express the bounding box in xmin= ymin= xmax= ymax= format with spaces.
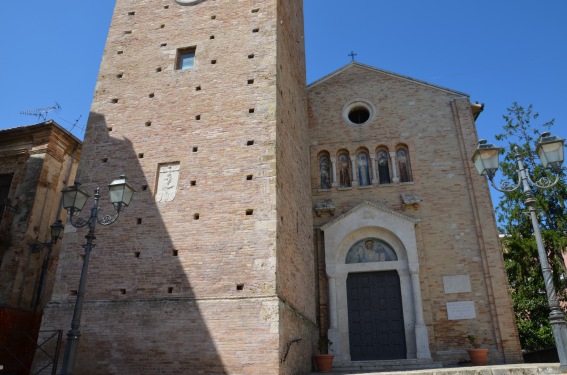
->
xmin=320 ymin=201 xmax=431 ymax=364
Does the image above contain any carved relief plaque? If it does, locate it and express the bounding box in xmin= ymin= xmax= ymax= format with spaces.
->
xmin=155 ymin=162 xmax=180 ymax=203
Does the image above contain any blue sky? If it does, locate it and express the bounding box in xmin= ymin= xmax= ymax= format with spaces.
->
xmin=1 ymin=1 xmax=565 ymax=186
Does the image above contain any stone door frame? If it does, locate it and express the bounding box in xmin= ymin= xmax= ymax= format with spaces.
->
xmin=320 ymin=201 xmax=431 ymax=363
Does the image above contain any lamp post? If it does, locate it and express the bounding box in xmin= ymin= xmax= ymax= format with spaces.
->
xmin=59 ymin=175 xmax=135 ymax=375
xmin=472 ymin=132 xmax=566 ymax=371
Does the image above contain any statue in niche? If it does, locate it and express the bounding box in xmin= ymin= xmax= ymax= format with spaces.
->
xmin=357 ymin=152 xmax=371 ymax=186
xmin=377 ymin=150 xmax=391 ymax=184
xmin=345 ymin=238 xmax=397 ymax=264
xmin=397 ymin=148 xmax=412 ymax=182
xmin=319 ymin=155 xmax=331 ymax=189
xmin=155 ymin=163 xmax=180 ymax=202
xmin=338 ymin=153 xmax=351 ymax=188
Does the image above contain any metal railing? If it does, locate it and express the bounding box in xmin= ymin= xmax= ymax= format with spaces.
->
xmin=0 ymin=330 xmax=62 ymax=375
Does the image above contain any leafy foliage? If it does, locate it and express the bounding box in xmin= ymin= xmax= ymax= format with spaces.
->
xmin=495 ymin=102 xmax=567 ymax=351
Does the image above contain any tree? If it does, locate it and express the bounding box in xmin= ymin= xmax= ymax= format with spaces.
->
xmin=495 ymin=102 xmax=567 ymax=351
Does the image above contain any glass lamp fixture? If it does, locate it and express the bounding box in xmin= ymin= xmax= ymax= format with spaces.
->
xmin=50 ymin=220 xmax=64 ymax=241
xmin=536 ymin=132 xmax=565 ymax=172
xmin=62 ymin=182 xmax=90 ymax=215
xmin=108 ymin=174 xmax=136 ymax=210
xmin=471 ymin=140 xmax=500 ymax=180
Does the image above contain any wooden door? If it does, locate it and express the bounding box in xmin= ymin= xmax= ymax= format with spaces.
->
xmin=347 ymin=271 xmax=406 ymax=361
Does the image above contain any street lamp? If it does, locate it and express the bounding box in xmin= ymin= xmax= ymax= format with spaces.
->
xmin=31 ymin=220 xmax=65 ymax=253
xmin=31 ymin=220 xmax=64 ymax=312
xmin=59 ymin=175 xmax=135 ymax=375
xmin=472 ymin=132 xmax=566 ymax=371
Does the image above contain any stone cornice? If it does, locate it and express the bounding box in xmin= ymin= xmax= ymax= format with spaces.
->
xmin=320 ymin=200 xmax=419 ymax=232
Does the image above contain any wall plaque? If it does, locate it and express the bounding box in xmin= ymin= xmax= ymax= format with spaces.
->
xmin=443 ymin=275 xmax=471 ymax=294
xmin=446 ymin=301 xmax=476 ymax=320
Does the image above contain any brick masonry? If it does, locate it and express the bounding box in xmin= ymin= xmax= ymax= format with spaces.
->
xmin=37 ymin=1 xmax=522 ymax=374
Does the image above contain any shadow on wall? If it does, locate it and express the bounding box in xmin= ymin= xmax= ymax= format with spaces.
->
xmin=37 ymin=112 xmax=227 ymax=374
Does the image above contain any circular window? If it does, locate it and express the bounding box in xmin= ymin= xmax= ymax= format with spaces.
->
xmin=348 ymin=107 xmax=370 ymax=124
xmin=342 ymin=99 xmax=376 ymax=126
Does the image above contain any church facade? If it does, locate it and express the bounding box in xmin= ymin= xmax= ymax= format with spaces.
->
xmin=308 ymin=63 xmax=521 ymax=367
xmin=38 ymin=0 xmax=522 ymax=374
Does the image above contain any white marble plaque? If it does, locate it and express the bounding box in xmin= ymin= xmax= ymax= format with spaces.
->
xmin=446 ymin=301 xmax=476 ymax=320
xmin=443 ymin=275 xmax=471 ymax=294
xmin=155 ymin=162 xmax=180 ymax=202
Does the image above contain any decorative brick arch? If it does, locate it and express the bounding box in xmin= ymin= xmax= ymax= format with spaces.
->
xmin=320 ymin=201 xmax=431 ymax=364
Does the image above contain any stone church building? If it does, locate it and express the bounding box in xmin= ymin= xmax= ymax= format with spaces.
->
xmin=38 ymin=0 xmax=522 ymax=374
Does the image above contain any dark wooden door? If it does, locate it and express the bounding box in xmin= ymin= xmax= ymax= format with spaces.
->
xmin=347 ymin=271 xmax=406 ymax=361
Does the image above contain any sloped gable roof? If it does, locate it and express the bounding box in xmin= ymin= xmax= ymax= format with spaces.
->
xmin=307 ymin=62 xmax=470 ymax=97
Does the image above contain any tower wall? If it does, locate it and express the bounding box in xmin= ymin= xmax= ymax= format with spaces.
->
xmin=274 ymin=1 xmax=317 ymax=373
xmin=40 ymin=1 xmax=315 ymax=374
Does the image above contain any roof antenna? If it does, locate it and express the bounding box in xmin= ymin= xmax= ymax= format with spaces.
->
xmin=68 ymin=115 xmax=82 ymax=134
xmin=20 ymin=102 xmax=61 ymax=122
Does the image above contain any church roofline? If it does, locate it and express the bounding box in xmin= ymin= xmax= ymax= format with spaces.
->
xmin=307 ymin=61 xmax=471 ymax=98
xmin=320 ymin=200 xmax=419 ymax=232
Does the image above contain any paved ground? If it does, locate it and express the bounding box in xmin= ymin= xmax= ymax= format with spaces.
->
xmin=310 ymin=363 xmax=564 ymax=374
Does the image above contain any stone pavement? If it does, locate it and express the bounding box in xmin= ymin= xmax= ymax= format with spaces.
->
xmin=310 ymin=363 xmax=564 ymax=374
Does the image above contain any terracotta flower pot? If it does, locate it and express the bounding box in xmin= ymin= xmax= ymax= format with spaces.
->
xmin=467 ymin=348 xmax=488 ymax=366
xmin=315 ymin=354 xmax=334 ymax=373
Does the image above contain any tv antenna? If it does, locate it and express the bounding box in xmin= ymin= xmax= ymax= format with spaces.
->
xmin=20 ymin=102 xmax=61 ymax=121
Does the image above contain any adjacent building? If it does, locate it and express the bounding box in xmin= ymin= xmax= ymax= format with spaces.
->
xmin=0 ymin=120 xmax=81 ymax=372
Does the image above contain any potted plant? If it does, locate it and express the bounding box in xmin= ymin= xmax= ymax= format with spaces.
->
xmin=314 ymin=337 xmax=334 ymax=373
xmin=466 ymin=334 xmax=488 ymax=366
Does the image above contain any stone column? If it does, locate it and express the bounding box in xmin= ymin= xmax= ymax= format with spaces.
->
xmin=409 ymin=262 xmax=431 ymax=359
xmin=370 ymin=154 xmax=378 ymax=184
xmin=330 ymin=157 xmax=338 ymax=187
xmin=390 ymin=151 xmax=400 ymax=183
xmin=328 ymin=276 xmax=338 ymax=330
xmin=327 ymin=276 xmax=341 ymax=358
xmin=350 ymin=155 xmax=358 ymax=187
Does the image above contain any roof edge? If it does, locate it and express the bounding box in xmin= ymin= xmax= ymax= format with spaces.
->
xmin=308 ymin=62 xmax=470 ymax=97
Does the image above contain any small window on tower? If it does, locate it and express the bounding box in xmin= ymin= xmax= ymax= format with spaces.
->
xmin=176 ymin=47 xmax=196 ymax=70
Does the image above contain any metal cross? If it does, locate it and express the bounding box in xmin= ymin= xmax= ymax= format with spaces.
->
xmin=348 ymin=51 xmax=357 ymax=61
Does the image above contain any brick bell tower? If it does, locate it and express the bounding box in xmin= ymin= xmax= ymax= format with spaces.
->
xmin=40 ymin=1 xmax=316 ymax=374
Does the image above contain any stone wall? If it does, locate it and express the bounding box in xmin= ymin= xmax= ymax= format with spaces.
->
xmin=0 ymin=122 xmax=80 ymax=374
xmin=0 ymin=122 xmax=80 ymax=311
